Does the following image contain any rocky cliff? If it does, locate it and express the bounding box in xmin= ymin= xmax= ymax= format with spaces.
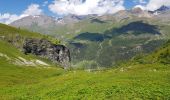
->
xmin=23 ymin=38 xmax=71 ymax=68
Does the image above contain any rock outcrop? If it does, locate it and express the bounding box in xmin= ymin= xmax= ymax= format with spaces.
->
xmin=23 ymin=38 xmax=71 ymax=68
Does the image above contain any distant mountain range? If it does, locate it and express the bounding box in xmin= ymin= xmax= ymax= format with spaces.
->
xmin=9 ymin=6 xmax=170 ymax=67
xmin=10 ymin=5 xmax=170 ymax=37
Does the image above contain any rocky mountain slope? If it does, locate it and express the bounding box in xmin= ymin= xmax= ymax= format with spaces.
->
xmin=0 ymin=23 xmax=70 ymax=68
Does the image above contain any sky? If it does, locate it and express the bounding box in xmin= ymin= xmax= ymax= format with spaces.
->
xmin=0 ymin=0 xmax=170 ymax=24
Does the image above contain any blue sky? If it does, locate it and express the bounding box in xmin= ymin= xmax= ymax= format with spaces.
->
xmin=0 ymin=0 xmax=52 ymax=15
xmin=0 ymin=0 xmax=148 ymax=15
xmin=0 ymin=0 xmax=169 ymax=24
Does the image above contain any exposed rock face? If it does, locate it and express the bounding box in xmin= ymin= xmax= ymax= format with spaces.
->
xmin=23 ymin=38 xmax=71 ymax=68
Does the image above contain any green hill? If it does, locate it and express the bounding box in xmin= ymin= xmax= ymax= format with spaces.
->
xmin=0 ymin=36 xmax=169 ymax=99
xmin=0 ymin=23 xmax=60 ymax=48
xmin=131 ymin=40 xmax=170 ymax=65
xmin=0 ymin=23 xmax=59 ymax=67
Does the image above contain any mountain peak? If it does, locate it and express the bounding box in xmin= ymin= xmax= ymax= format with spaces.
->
xmin=156 ymin=5 xmax=170 ymax=12
xmin=131 ymin=7 xmax=143 ymax=13
xmin=151 ymin=5 xmax=170 ymax=15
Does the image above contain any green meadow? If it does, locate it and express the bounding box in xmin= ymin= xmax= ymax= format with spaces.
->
xmin=0 ymin=63 xmax=169 ymax=100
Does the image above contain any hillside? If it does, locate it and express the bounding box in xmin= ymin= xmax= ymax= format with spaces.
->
xmin=0 ymin=40 xmax=52 ymax=67
xmin=0 ymin=23 xmax=53 ymax=67
xmin=0 ymin=23 xmax=60 ymax=47
xmin=0 ymin=23 xmax=70 ymax=68
xmin=132 ymin=40 xmax=170 ymax=65
xmin=0 ymin=40 xmax=169 ymax=99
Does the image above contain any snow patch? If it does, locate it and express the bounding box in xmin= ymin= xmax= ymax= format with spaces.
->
xmin=33 ymin=15 xmax=40 ymax=18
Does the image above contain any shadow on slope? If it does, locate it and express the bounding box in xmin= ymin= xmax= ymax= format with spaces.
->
xmin=107 ymin=21 xmax=161 ymax=35
xmin=90 ymin=18 xmax=106 ymax=24
xmin=74 ymin=32 xmax=109 ymax=42
xmin=73 ymin=21 xmax=161 ymax=42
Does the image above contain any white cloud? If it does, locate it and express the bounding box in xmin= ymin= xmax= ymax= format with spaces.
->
xmin=0 ymin=4 xmax=43 ymax=24
xmin=134 ymin=5 xmax=146 ymax=10
xmin=48 ymin=0 xmax=125 ymax=15
xmin=0 ymin=13 xmax=21 ymax=24
xmin=135 ymin=0 xmax=170 ymax=11
xmin=139 ymin=0 xmax=147 ymax=4
xmin=146 ymin=0 xmax=170 ymax=11
xmin=133 ymin=0 xmax=147 ymax=4
xmin=23 ymin=4 xmax=43 ymax=16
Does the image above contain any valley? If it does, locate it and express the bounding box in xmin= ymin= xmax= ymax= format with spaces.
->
xmin=0 ymin=2 xmax=170 ymax=100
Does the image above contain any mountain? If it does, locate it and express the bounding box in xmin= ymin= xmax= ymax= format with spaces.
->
xmin=130 ymin=7 xmax=152 ymax=18
xmin=11 ymin=15 xmax=57 ymax=28
xmin=9 ymin=8 xmax=170 ymax=68
xmin=10 ymin=15 xmax=59 ymax=35
xmin=10 ymin=8 xmax=155 ymax=39
xmin=149 ymin=5 xmax=170 ymax=15
xmin=155 ymin=5 xmax=170 ymax=12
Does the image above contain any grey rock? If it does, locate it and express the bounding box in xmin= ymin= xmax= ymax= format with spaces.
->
xmin=23 ymin=38 xmax=71 ymax=68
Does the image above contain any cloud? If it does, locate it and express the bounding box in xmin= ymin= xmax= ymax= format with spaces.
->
xmin=48 ymin=0 xmax=125 ymax=15
xmin=134 ymin=5 xmax=146 ymax=10
xmin=23 ymin=4 xmax=43 ymax=16
xmin=133 ymin=0 xmax=147 ymax=4
xmin=139 ymin=0 xmax=147 ymax=4
xmin=0 ymin=13 xmax=19 ymax=24
xmin=43 ymin=1 xmax=49 ymax=7
xmin=135 ymin=0 xmax=170 ymax=11
xmin=146 ymin=0 xmax=170 ymax=11
xmin=0 ymin=13 xmax=28 ymax=24
xmin=0 ymin=4 xmax=43 ymax=24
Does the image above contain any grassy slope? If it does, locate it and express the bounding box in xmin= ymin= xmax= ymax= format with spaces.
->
xmin=0 ymin=63 xmax=169 ymax=99
xmin=0 ymin=23 xmax=60 ymax=67
xmin=0 ymin=23 xmax=43 ymax=39
xmin=0 ymin=41 xmax=169 ymax=99
xmin=0 ymin=40 xmax=53 ymax=66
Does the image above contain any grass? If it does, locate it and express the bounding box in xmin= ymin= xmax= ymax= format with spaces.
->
xmin=0 ymin=63 xmax=169 ymax=100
